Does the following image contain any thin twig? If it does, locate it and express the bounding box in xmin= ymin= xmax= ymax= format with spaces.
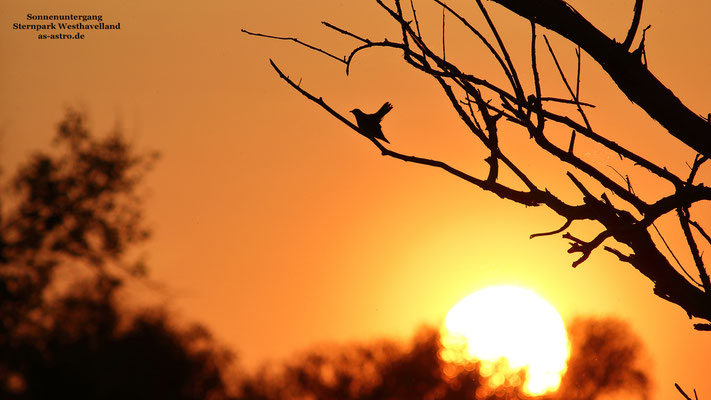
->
xmin=543 ymin=35 xmax=592 ymax=132
xmin=475 ymin=0 xmax=525 ymax=101
xmin=321 ymin=21 xmax=369 ymax=43
xmin=409 ymin=0 xmax=422 ymax=38
xmin=269 ymin=59 xmax=357 ymax=131
xmin=608 ymin=165 xmax=634 ymax=194
xmin=345 ymin=41 xmax=407 ymax=75
xmin=678 ymin=207 xmax=711 ymax=292
xmin=541 ymin=97 xmax=595 ymax=108
xmin=530 ymin=21 xmax=544 ymax=129
xmin=530 ymin=219 xmax=572 ymax=239
xmin=442 ymin=5 xmax=446 ymax=60
xmin=242 ymin=29 xmax=345 ymax=64
xmin=575 ymin=46 xmax=582 ymax=100
xmin=462 ymin=93 xmax=483 ymax=132
xmin=622 ymin=0 xmax=644 ymax=50
xmin=689 ymin=220 xmax=711 ymax=246
xmin=687 ymin=154 xmax=708 ymax=185
xmin=432 ymin=0 xmax=518 ymax=96
xmin=676 ymin=383 xmax=694 ymax=400
xmin=651 ymin=221 xmax=703 ymax=287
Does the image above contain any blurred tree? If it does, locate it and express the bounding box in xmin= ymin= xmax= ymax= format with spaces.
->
xmin=555 ymin=317 xmax=649 ymax=400
xmin=236 ymin=318 xmax=648 ymax=400
xmin=0 ymin=110 xmax=156 ymax=338
xmin=246 ymin=0 xmax=711 ymax=331
xmin=8 ymin=280 xmax=235 ymax=400
xmin=0 ymin=110 xmax=235 ymax=400
xmin=237 ymin=326 xmax=509 ymax=400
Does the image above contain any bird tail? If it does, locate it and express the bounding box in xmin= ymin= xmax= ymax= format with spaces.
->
xmin=374 ymin=102 xmax=393 ymax=120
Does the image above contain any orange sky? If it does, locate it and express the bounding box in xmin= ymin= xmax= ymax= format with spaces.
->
xmin=2 ymin=1 xmax=710 ymax=399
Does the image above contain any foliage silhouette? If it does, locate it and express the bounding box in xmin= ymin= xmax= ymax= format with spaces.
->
xmin=0 ymin=111 xmax=235 ymax=400
xmin=556 ymin=317 xmax=649 ymax=400
xmin=1 ymin=109 xmax=157 ymax=340
xmin=6 ymin=280 xmax=235 ymax=400
xmin=236 ymin=317 xmax=648 ymax=400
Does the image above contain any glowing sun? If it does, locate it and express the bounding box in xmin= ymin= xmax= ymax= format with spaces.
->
xmin=440 ymin=285 xmax=569 ymax=396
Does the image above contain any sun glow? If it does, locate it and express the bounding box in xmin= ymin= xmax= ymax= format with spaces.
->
xmin=440 ymin=286 xmax=569 ymax=396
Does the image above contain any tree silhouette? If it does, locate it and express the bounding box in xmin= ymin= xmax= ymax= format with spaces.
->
xmin=237 ymin=327 xmax=519 ymax=400
xmin=236 ymin=318 xmax=648 ymax=400
xmin=556 ymin=317 xmax=649 ymax=400
xmin=1 ymin=109 xmax=156 ymax=338
xmin=244 ymin=0 xmax=711 ymax=331
xmin=7 ymin=280 xmax=235 ymax=400
xmin=0 ymin=111 xmax=235 ymax=400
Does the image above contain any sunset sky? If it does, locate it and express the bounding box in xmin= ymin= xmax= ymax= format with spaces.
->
xmin=2 ymin=1 xmax=711 ymax=399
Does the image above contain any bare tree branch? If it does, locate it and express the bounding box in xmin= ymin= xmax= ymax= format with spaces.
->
xmin=475 ymin=0 xmax=525 ymax=102
xmin=530 ymin=218 xmax=572 ymax=239
xmin=269 ymin=59 xmax=545 ymax=207
xmin=433 ymin=0 xmax=518 ymax=96
xmin=621 ymin=0 xmax=644 ymax=50
xmin=651 ymin=221 xmax=703 ymax=288
xmin=489 ymin=0 xmax=711 ymax=158
xmin=678 ymin=207 xmax=711 ymax=293
xmin=241 ymin=29 xmax=346 ymax=64
xmin=564 ymin=230 xmax=612 ymax=268
xmin=687 ymin=154 xmax=708 ymax=185
xmin=441 ymin=5 xmax=446 ymax=60
xmin=530 ymin=21 xmax=544 ymax=130
xmin=245 ymin=0 xmax=711 ymax=329
xmin=322 ymin=21 xmax=369 ymax=43
xmin=543 ymin=36 xmax=592 ymax=132
xmin=676 ymin=383 xmax=695 ymax=400
xmin=690 ymin=220 xmax=711 ymax=247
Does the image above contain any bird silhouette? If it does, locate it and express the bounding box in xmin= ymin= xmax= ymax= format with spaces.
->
xmin=350 ymin=102 xmax=393 ymax=143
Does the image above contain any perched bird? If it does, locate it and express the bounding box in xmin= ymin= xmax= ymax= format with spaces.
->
xmin=350 ymin=102 xmax=393 ymax=143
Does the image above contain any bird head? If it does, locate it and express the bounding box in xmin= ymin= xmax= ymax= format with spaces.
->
xmin=350 ymin=108 xmax=362 ymax=116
